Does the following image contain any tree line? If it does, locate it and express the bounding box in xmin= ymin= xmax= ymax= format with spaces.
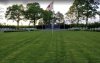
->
xmin=5 ymin=0 xmax=100 ymax=30
xmin=5 ymin=2 xmax=53 ymax=30
xmin=66 ymin=0 xmax=100 ymax=28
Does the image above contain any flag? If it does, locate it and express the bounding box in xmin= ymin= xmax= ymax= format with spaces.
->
xmin=46 ymin=1 xmax=53 ymax=11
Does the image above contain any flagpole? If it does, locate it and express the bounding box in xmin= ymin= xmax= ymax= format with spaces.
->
xmin=46 ymin=1 xmax=54 ymax=35
xmin=52 ymin=1 xmax=54 ymax=35
xmin=52 ymin=16 xmax=54 ymax=35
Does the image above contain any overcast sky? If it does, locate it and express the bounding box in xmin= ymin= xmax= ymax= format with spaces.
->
xmin=0 ymin=0 xmax=73 ymax=14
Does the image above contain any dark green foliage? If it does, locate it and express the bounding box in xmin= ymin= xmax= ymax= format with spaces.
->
xmin=24 ymin=2 xmax=43 ymax=27
xmin=88 ymin=22 xmax=100 ymax=28
xmin=67 ymin=0 xmax=100 ymax=27
xmin=5 ymin=4 xmax=24 ymax=29
xmin=42 ymin=10 xmax=53 ymax=25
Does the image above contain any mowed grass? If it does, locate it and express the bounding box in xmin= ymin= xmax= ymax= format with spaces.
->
xmin=0 ymin=31 xmax=100 ymax=63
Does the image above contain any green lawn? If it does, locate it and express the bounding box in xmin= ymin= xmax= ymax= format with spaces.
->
xmin=0 ymin=31 xmax=100 ymax=63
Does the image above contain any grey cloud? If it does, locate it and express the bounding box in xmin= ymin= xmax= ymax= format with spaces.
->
xmin=0 ymin=0 xmax=73 ymax=3
xmin=0 ymin=0 xmax=9 ymax=4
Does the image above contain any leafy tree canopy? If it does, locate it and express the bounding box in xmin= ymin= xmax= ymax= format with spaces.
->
xmin=5 ymin=4 xmax=24 ymax=29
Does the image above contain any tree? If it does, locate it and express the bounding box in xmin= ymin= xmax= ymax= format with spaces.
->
xmin=82 ymin=0 xmax=99 ymax=27
xmin=56 ymin=12 xmax=64 ymax=23
xmin=67 ymin=0 xmax=99 ymax=27
xmin=97 ymin=11 xmax=100 ymax=22
xmin=42 ymin=10 xmax=53 ymax=25
xmin=66 ymin=0 xmax=84 ymax=27
xmin=55 ymin=12 xmax=64 ymax=28
xmin=24 ymin=2 xmax=42 ymax=27
xmin=66 ymin=11 xmax=76 ymax=25
xmin=5 ymin=4 xmax=24 ymax=29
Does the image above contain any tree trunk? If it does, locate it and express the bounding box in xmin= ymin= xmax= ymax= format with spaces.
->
xmin=42 ymin=24 xmax=43 ymax=30
xmin=77 ymin=10 xmax=79 ymax=27
xmin=17 ymin=21 xmax=19 ymax=30
xmin=77 ymin=17 xmax=79 ymax=27
xmin=63 ymin=21 xmax=65 ymax=29
xmin=33 ymin=14 xmax=36 ymax=28
xmin=86 ymin=16 xmax=88 ymax=28
xmin=33 ymin=20 xmax=35 ymax=28
xmin=99 ymin=15 xmax=100 ymax=23
xmin=29 ymin=21 xmax=31 ymax=26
